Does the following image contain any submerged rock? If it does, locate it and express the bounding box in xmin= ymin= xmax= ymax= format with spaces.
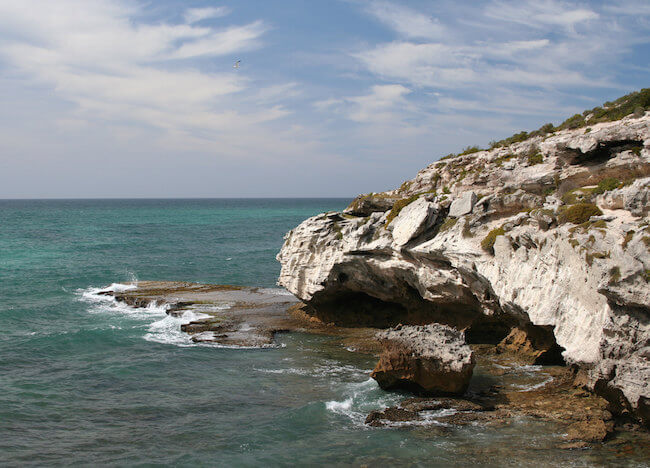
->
xmin=371 ymin=324 xmax=475 ymax=395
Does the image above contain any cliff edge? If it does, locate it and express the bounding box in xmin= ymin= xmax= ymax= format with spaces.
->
xmin=277 ymin=91 xmax=650 ymax=424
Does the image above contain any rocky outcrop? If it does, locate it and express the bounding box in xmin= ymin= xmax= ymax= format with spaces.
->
xmin=371 ymin=324 xmax=475 ymax=395
xmin=277 ymin=112 xmax=650 ymax=423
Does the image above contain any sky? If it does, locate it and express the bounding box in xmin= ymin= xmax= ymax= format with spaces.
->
xmin=0 ymin=0 xmax=648 ymax=198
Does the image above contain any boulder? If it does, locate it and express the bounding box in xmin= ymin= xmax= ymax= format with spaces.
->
xmin=390 ymin=198 xmax=438 ymax=246
xmin=448 ymin=191 xmax=477 ymax=218
xmin=370 ymin=324 xmax=475 ymax=395
xmin=344 ymin=193 xmax=397 ymax=216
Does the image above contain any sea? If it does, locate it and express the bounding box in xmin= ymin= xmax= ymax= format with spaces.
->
xmin=0 ymin=199 xmax=646 ymax=467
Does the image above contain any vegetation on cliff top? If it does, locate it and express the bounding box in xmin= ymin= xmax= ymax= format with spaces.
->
xmin=439 ymin=88 xmax=649 ymax=160
xmin=385 ymin=195 xmax=420 ymax=225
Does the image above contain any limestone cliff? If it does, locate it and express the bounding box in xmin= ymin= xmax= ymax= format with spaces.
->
xmin=277 ymin=96 xmax=650 ymax=423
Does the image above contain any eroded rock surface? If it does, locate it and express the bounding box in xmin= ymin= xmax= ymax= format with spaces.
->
xmin=277 ymin=112 xmax=650 ymax=423
xmin=99 ymin=281 xmax=300 ymax=347
xmin=371 ymin=324 xmax=475 ymax=395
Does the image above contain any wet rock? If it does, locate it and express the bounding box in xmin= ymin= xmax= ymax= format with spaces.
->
xmin=565 ymin=418 xmax=614 ymax=443
xmin=371 ymin=324 xmax=475 ymax=395
xmin=400 ymin=397 xmax=493 ymax=413
xmin=100 ymin=281 xmax=299 ymax=347
xmin=496 ymin=326 xmax=565 ymax=365
xmin=365 ymin=407 xmax=418 ymax=427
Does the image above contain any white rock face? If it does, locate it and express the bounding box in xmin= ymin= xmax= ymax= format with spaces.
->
xmin=448 ymin=191 xmax=477 ymax=218
xmin=390 ymin=198 xmax=438 ymax=246
xmin=277 ymin=114 xmax=650 ymax=422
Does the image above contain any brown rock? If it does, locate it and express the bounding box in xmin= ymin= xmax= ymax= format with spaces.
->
xmin=370 ymin=324 xmax=475 ymax=395
xmin=365 ymin=407 xmax=418 ymax=427
xmin=565 ymin=418 xmax=614 ymax=443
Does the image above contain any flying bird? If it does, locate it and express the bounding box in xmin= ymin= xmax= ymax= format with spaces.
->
xmin=233 ymin=60 xmax=241 ymax=69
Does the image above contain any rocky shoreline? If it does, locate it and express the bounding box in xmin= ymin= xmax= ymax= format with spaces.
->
xmin=277 ymin=109 xmax=650 ymax=426
xmin=100 ymin=280 xmax=650 ymax=450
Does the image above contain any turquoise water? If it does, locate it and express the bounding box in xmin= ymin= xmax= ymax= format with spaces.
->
xmin=0 ymin=199 xmax=645 ymax=466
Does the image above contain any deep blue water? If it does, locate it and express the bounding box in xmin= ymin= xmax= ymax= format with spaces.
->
xmin=0 ymin=199 xmax=644 ymax=467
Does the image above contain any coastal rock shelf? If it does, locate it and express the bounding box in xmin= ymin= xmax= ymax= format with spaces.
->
xmin=99 ymin=281 xmax=300 ymax=347
xmin=277 ymin=111 xmax=650 ymax=424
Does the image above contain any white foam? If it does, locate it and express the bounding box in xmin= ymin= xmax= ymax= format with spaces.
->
xmin=255 ymin=362 xmax=368 ymax=379
xmin=377 ymin=408 xmax=457 ymax=428
xmin=143 ymin=310 xmax=209 ymax=347
xmin=324 ymin=378 xmax=403 ymax=427
xmin=515 ymin=376 xmax=554 ymax=392
xmin=99 ymin=283 xmax=137 ymax=293
xmin=326 ymin=398 xmax=353 ymax=412
xmin=78 ymin=285 xmax=167 ymax=320
xmin=77 ymin=285 xmax=252 ymax=348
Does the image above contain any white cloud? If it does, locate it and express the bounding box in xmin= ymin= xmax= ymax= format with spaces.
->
xmin=485 ymin=0 xmax=598 ymax=31
xmin=366 ymin=2 xmax=445 ymax=40
xmin=170 ymin=21 xmax=267 ymax=59
xmin=184 ymin=6 xmax=230 ymax=24
xmin=347 ymin=84 xmax=412 ymax=123
xmin=0 ymin=0 xmax=285 ymax=149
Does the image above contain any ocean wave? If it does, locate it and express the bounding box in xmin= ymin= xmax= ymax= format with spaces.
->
xmin=143 ymin=310 xmax=209 ymax=347
xmin=375 ymin=408 xmax=456 ymax=428
xmin=77 ymin=284 xmax=253 ymax=348
xmin=324 ymin=379 xmax=403 ymax=427
xmin=78 ymin=284 xmax=168 ymax=320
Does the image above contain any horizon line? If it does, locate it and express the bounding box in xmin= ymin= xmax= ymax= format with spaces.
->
xmin=0 ymin=196 xmax=355 ymax=201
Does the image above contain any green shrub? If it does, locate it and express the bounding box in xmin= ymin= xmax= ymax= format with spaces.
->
xmin=489 ymin=89 xmax=650 ymax=149
xmin=495 ymin=153 xmax=516 ymax=166
xmin=585 ymin=250 xmax=609 ymax=266
xmin=385 ymin=195 xmax=420 ymax=225
xmin=622 ymin=230 xmax=635 ymax=249
xmin=459 ymin=146 xmax=482 ymax=156
xmin=592 ymin=177 xmax=621 ymax=195
xmin=561 ymin=188 xmax=593 ymax=205
xmin=462 ymin=220 xmax=473 ymax=238
xmin=438 ymin=217 xmax=457 ymax=233
xmin=332 ymin=222 xmax=343 ymax=240
xmin=527 ymin=152 xmax=543 ymax=165
xmin=557 ymin=113 xmax=585 ymax=130
xmin=481 ymin=227 xmax=506 ymax=254
xmin=398 ymin=180 xmax=412 ymax=193
xmin=558 ymin=203 xmax=603 ymax=224
xmin=608 ymin=266 xmax=621 ymax=285
xmin=442 ymin=186 xmax=450 ymax=194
